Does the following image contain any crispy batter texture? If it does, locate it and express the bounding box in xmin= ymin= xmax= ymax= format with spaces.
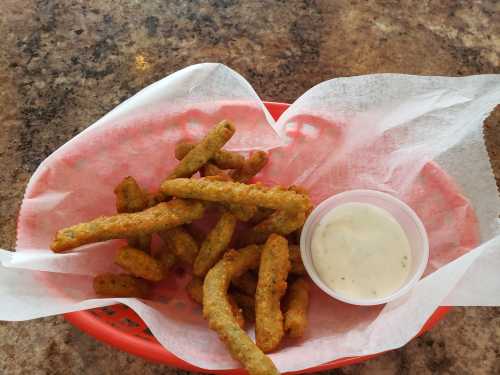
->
xmin=240 ymin=210 xmax=306 ymax=246
xmin=284 ymin=277 xmax=310 ymax=338
xmin=255 ymin=234 xmax=290 ymax=353
xmin=51 ymin=199 xmax=205 ymax=252
xmin=114 ymin=176 xmax=149 ymax=213
xmin=174 ymin=142 xmax=196 ymax=160
xmin=232 ymin=272 xmax=257 ymax=296
xmin=167 ymin=121 xmax=235 ymax=179
xmin=200 ymin=163 xmax=257 ymax=222
xmin=231 ymin=151 xmax=268 ymax=183
xmin=175 ymin=142 xmax=245 ymax=170
xmin=114 ymin=176 xmax=151 ymax=251
xmin=187 ymin=278 xmax=246 ymax=329
xmin=93 ymin=273 xmax=150 ymax=298
xmin=159 ymin=226 xmax=199 ymax=265
xmin=289 ymin=245 xmax=306 ymax=275
xmin=115 ymin=246 xmax=165 ymax=282
xmin=231 ymin=291 xmax=255 ymax=323
xmin=288 ymin=185 xmax=312 ymax=246
xmin=161 ymin=178 xmax=311 ymax=212
xmin=203 ymin=245 xmax=278 ymax=375
xmin=194 ymin=211 xmax=237 ymax=277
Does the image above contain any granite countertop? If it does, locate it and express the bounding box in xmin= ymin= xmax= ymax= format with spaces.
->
xmin=1 ymin=1 xmax=499 ymax=374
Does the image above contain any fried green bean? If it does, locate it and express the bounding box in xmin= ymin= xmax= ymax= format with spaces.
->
xmin=240 ymin=209 xmax=306 ymax=246
xmin=203 ymin=245 xmax=278 ymax=375
xmin=159 ymin=226 xmax=199 ymax=265
xmin=115 ymin=246 xmax=165 ymax=282
xmin=200 ymin=163 xmax=257 ymax=222
xmin=289 ymin=245 xmax=306 ymax=275
xmin=255 ymin=234 xmax=290 ymax=353
xmin=157 ymin=244 xmax=177 ymax=275
xmin=114 ymin=176 xmax=148 ymax=212
xmin=230 ymin=151 xmax=268 ymax=183
xmin=194 ymin=211 xmax=237 ymax=277
xmin=93 ymin=273 xmax=150 ymax=298
xmin=175 ymin=142 xmax=245 ymax=170
xmin=51 ymin=199 xmax=205 ymax=252
xmin=161 ymin=178 xmax=311 ymax=212
xmin=187 ymin=276 xmax=245 ymax=328
xmin=167 ymin=120 xmax=235 ymax=179
xmin=284 ymin=277 xmax=310 ymax=338
xmin=114 ymin=176 xmax=151 ymax=251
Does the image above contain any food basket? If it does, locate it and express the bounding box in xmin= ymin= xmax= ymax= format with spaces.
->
xmin=62 ymin=101 xmax=458 ymax=374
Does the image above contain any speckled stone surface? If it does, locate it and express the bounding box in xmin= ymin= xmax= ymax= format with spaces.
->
xmin=0 ymin=1 xmax=499 ymax=374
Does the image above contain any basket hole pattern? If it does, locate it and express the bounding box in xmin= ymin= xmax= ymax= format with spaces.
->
xmin=90 ymin=305 xmax=156 ymax=341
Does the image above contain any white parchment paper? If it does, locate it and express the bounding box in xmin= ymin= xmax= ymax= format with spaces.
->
xmin=1 ymin=64 xmax=500 ymax=372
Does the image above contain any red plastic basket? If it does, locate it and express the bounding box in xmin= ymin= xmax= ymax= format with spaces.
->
xmin=64 ymin=102 xmax=452 ymax=374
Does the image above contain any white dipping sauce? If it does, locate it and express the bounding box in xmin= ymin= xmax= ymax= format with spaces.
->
xmin=311 ymin=202 xmax=411 ymax=299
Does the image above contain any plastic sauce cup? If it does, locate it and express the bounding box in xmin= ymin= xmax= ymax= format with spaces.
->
xmin=300 ymin=189 xmax=429 ymax=306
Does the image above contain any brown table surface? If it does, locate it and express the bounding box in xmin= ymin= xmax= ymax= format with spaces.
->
xmin=1 ymin=1 xmax=499 ymax=374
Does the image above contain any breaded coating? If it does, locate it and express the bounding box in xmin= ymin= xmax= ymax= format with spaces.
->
xmin=187 ymin=278 xmax=247 ymax=329
xmin=161 ymin=178 xmax=311 ymax=212
xmin=289 ymin=245 xmax=306 ymax=275
xmin=194 ymin=211 xmax=237 ymax=277
xmin=231 ymin=151 xmax=269 ymax=183
xmin=114 ymin=176 xmax=149 ymax=213
xmin=255 ymin=234 xmax=290 ymax=353
xmin=284 ymin=277 xmax=310 ymax=338
xmin=226 ymin=203 xmax=258 ymax=222
xmin=114 ymin=176 xmax=151 ymax=251
xmin=93 ymin=273 xmax=150 ymax=298
xmin=175 ymin=142 xmax=245 ymax=170
xmin=115 ymin=246 xmax=165 ymax=282
xmin=232 ymin=272 xmax=257 ymax=296
xmin=200 ymin=163 xmax=257 ymax=222
xmin=240 ymin=210 xmax=306 ymax=246
xmin=203 ymin=245 xmax=278 ymax=375
xmin=51 ymin=199 xmax=205 ymax=252
xmin=159 ymin=226 xmax=199 ymax=265
xmin=167 ymin=121 xmax=235 ymax=179
xmin=231 ymin=291 xmax=255 ymax=323
xmin=174 ymin=142 xmax=196 ymax=160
